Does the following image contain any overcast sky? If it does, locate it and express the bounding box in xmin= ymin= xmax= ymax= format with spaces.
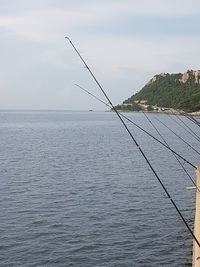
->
xmin=0 ymin=0 xmax=200 ymax=110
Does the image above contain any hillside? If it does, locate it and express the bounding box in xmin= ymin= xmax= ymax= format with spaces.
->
xmin=117 ymin=70 xmax=200 ymax=113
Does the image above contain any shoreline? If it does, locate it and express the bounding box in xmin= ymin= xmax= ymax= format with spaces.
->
xmin=110 ymin=110 xmax=200 ymax=116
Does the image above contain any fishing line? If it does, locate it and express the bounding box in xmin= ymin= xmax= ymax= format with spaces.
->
xmin=142 ymin=112 xmax=200 ymax=192
xmin=75 ymin=84 xmax=196 ymax=170
xmin=176 ymin=115 xmax=200 ymax=141
xmin=155 ymin=117 xmax=200 ymax=157
xmin=65 ymin=37 xmax=200 ymax=247
xmin=183 ymin=113 xmax=200 ymax=128
xmin=169 ymin=114 xmax=200 ymax=143
xmin=75 ymin=83 xmax=199 ymax=191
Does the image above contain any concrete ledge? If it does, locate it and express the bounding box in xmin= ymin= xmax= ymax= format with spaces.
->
xmin=193 ymin=166 xmax=200 ymax=266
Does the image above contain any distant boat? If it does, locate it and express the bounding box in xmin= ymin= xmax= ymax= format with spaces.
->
xmin=89 ymin=110 xmax=93 ymax=112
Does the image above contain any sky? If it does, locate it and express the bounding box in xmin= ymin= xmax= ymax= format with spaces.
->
xmin=0 ymin=0 xmax=200 ymax=110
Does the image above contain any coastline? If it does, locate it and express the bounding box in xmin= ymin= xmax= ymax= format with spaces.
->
xmin=110 ymin=109 xmax=200 ymax=116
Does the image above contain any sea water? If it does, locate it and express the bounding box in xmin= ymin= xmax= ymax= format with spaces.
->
xmin=0 ymin=110 xmax=199 ymax=267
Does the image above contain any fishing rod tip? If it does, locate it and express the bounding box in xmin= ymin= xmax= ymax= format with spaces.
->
xmin=65 ymin=36 xmax=70 ymax=41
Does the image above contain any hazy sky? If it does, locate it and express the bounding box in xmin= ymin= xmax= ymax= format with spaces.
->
xmin=0 ymin=0 xmax=200 ymax=110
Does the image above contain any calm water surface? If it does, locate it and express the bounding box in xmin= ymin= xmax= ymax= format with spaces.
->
xmin=0 ymin=111 xmax=200 ymax=267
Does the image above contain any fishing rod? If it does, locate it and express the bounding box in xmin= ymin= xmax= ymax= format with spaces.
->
xmin=142 ymin=112 xmax=200 ymax=192
xmin=190 ymin=117 xmax=200 ymax=127
xmin=185 ymin=116 xmax=200 ymax=130
xmin=169 ymin=113 xmax=200 ymax=143
xmin=170 ymin=115 xmax=200 ymax=143
xmin=155 ymin=117 xmax=200 ymax=157
xmin=65 ymin=37 xmax=200 ymax=247
xmin=182 ymin=113 xmax=200 ymax=128
xmin=75 ymin=84 xmax=196 ymax=170
xmin=176 ymin=114 xmax=200 ymax=141
xmin=75 ymin=83 xmax=199 ymax=191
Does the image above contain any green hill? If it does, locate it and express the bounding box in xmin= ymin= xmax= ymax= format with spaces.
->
xmin=117 ymin=70 xmax=200 ymax=112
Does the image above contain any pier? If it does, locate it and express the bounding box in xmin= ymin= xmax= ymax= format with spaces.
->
xmin=193 ymin=166 xmax=200 ymax=266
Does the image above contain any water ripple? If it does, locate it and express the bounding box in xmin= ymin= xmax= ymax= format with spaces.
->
xmin=0 ymin=111 xmax=196 ymax=266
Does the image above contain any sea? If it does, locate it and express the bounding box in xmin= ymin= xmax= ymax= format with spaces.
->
xmin=0 ymin=110 xmax=200 ymax=267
